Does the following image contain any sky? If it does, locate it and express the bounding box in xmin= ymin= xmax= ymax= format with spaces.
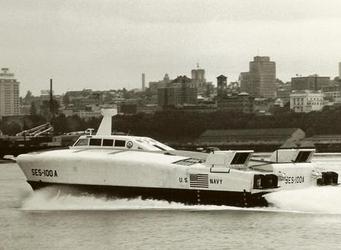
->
xmin=1 ymin=0 xmax=341 ymax=95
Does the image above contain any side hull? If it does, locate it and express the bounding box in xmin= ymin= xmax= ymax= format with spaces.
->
xmin=27 ymin=181 xmax=268 ymax=207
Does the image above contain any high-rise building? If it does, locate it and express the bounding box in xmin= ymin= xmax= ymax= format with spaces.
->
xmin=250 ymin=56 xmax=276 ymax=98
xmin=0 ymin=68 xmax=20 ymax=117
xmin=240 ymin=56 xmax=276 ymax=98
xmin=291 ymin=75 xmax=330 ymax=91
xmin=217 ymin=75 xmax=227 ymax=98
xmin=157 ymin=76 xmax=197 ymax=107
xmin=239 ymin=72 xmax=250 ymax=93
xmin=191 ymin=68 xmax=205 ymax=82
xmin=339 ymin=62 xmax=341 ymax=78
xmin=191 ymin=65 xmax=212 ymax=96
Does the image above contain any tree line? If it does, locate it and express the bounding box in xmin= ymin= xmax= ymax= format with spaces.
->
xmin=2 ymin=107 xmax=341 ymax=141
xmin=112 ymin=108 xmax=341 ymax=142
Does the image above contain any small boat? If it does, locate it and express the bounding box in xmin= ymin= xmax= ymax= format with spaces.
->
xmin=16 ymin=109 xmax=338 ymax=207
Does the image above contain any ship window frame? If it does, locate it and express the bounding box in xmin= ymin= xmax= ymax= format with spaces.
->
xmin=295 ymin=151 xmax=311 ymax=163
xmin=89 ymin=138 xmax=102 ymax=146
xmin=153 ymin=144 xmax=166 ymax=151
xmin=103 ymin=139 xmax=114 ymax=147
xmin=114 ymin=140 xmax=126 ymax=147
xmin=173 ymin=158 xmax=203 ymax=166
xmin=74 ymin=138 xmax=89 ymax=146
xmin=230 ymin=152 xmax=250 ymax=165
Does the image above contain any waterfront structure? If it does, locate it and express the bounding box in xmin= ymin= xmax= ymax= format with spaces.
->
xmin=302 ymin=134 xmax=341 ymax=152
xmin=273 ymin=98 xmax=285 ymax=109
xmin=276 ymin=83 xmax=292 ymax=104
xmin=149 ymin=66 xmax=212 ymax=98
xmin=240 ymin=56 xmax=276 ymax=98
xmin=291 ymin=75 xmax=330 ymax=91
xmin=63 ymin=89 xmax=114 ymax=110
xmin=322 ymin=85 xmax=341 ymax=101
xmin=118 ymin=103 xmax=158 ymax=115
xmin=0 ymin=68 xmax=20 ymax=117
xmin=217 ymin=75 xmax=227 ymax=98
xmin=253 ymin=98 xmax=274 ymax=114
xmin=75 ymin=110 xmax=102 ymax=120
xmin=119 ymin=103 xmax=138 ymax=115
xmin=137 ymin=104 xmax=158 ymax=114
xmin=157 ymin=76 xmax=197 ymax=107
xmin=196 ymin=128 xmax=305 ymax=151
xmin=228 ymin=82 xmax=240 ymax=94
xmin=217 ymin=92 xmax=253 ymax=113
xmin=290 ymin=90 xmax=324 ymax=113
xmin=148 ymin=74 xmax=170 ymax=94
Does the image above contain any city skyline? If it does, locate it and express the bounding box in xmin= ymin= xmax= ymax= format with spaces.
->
xmin=1 ymin=0 xmax=341 ymax=95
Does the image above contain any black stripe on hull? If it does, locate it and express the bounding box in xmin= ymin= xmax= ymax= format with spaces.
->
xmin=27 ymin=181 xmax=268 ymax=207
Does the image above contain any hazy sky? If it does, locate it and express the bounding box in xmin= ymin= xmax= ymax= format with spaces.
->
xmin=1 ymin=0 xmax=341 ymax=95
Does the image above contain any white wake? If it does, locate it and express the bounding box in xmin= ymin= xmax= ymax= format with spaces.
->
xmin=20 ymin=187 xmax=266 ymax=212
xmin=20 ymin=186 xmax=341 ymax=214
xmin=265 ymin=186 xmax=341 ymax=214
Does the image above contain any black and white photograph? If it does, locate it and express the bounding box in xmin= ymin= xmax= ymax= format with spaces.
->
xmin=1 ymin=0 xmax=341 ymax=249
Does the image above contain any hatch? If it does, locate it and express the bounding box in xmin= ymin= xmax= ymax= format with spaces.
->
xmin=269 ymin=149 xmax=315 ymax=163
xmin=205 ymin=150 xmax=253 ymax=173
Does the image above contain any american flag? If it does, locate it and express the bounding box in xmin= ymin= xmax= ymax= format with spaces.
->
xmin=190 ymin=174 xmax=209 ymax=188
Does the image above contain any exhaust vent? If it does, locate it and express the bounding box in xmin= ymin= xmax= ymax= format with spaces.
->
xmin=317 ymin=172 xmax=338 ymax=186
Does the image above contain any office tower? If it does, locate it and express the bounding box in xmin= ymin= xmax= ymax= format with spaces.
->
xmin=240 ymin=56 xmax=276 ymax=98
xmin=291 ymin=75 xmax=330 ymax=91
xmin=249 ymin=56 xmax=276 ymax=98
xmin=217 ymin=75 xmax=227 ymax=98
xmin=0 ymin=68 xmax=20 ymax=116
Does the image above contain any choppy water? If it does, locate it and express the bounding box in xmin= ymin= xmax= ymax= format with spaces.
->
xmin=2 ymin=162 xmax=341 ymax=249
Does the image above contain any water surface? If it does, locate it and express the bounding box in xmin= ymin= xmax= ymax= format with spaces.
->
xmin=1 ymin=162 xmax=341 ymax=249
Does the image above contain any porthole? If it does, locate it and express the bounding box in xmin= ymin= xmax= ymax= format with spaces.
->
xmin=126 ymin=141 xmax=133 ymax=149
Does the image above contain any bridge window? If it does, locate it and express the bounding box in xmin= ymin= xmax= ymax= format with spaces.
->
xmin=103 ymin=139 xmax=114 ymax=147
xmin=115 ymin=140 xmax=126 ymax=147
xmin=231 ymin=152 xmax=250 ymax=165
xmin=89 ymin=138 xmax=102 ymax=146
xmin=74 ymin=138 xmax=89 ymax=146
xmin=295 ymin=151 xmax=311 ymax=163
xmin=153 ymin=144 xmax=166 ymax=151
xmin=173 ymin=158 xmax=202 ymax=166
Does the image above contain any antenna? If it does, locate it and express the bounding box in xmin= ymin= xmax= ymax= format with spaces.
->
xmin=49 ymin=78 xmax=54 ymax=119
xmin=196 ymin=62 xmax=200 ymax=69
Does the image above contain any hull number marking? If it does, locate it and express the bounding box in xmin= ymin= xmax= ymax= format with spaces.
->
xmin=31 ymin=169 xmax=58 ymax=177
xmin=284 ymin=176 xmax=304 ymax=184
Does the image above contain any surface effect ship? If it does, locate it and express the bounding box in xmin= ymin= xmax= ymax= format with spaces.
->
xmin=16 ymin=109 xmax=339 ymax=207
